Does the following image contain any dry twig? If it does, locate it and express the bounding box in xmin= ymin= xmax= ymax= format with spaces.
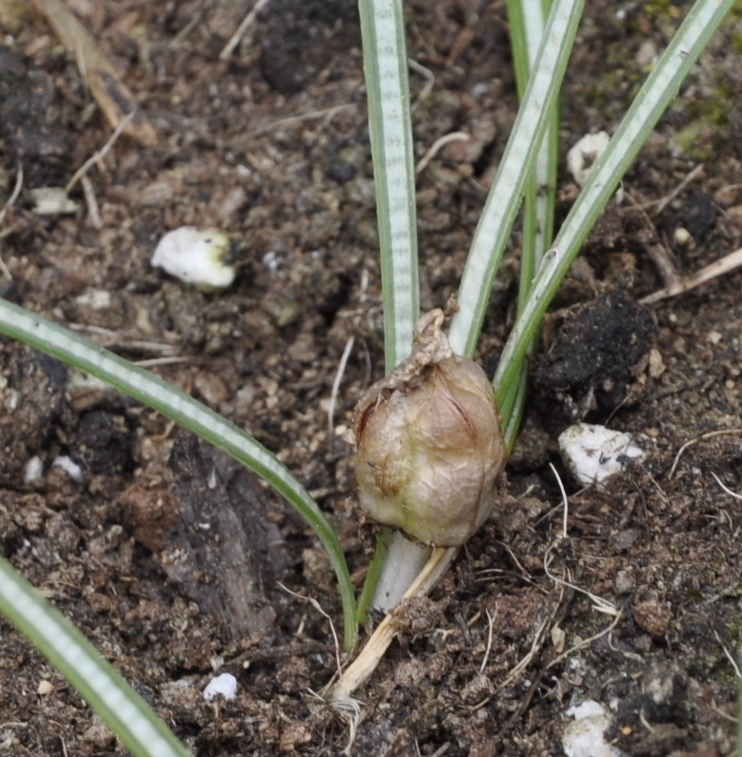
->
xmin=711 ymin=472 xmax=742 ymax=502
xmin=278 ymin=583 xmax=343 ymax=678
xmin=479 ymin=606 xmax=497 ymax=674
xmin=30 ymin=0 xmax=156 ymax=145
xmin=416 ymin=132 xmax=471 ymax=175
xmin=668 ymin=428 xmax=742 ymax=478
xmin=66 ymin=111 xmax=136 ymax=194
xmin=641 ymin=245 xmax=742 ymax=305
xmin=626 ymin=191 xmax=681 ymax=289
xmin=330 ymin=546 xmax=458 ymax=703
xmin=0 ymin=165 xmax=22 ymax=280
xmin=246 ymin=104 xmax=355 ymax=140
xmin=219 ymin=0 xmax=273 ymax=60
xmin=408 ymin=57 xmax=435 ymax=109
xmin=646 ymin=163 xmax=705 ymax=217
xmin=328 ymin=337 xmax=355 ymax=435
xmin=714 ymin=629 xmax=742 ymax=679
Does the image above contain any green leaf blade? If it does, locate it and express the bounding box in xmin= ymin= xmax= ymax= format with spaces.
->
xmin=0 ymin=556 xmax=192 ymax=757
xmin=359 ymin=0 xmax=420 ymax=369
xmin=494 ymin=0 xmax=736 ymax=397
xmin=0 ymin=298 xmax=357 ymax=651
xmin=448 ymin=0 xmax=585 ymax=358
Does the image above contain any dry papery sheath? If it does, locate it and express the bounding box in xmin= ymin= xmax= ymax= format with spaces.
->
xmin=353 ymin=309 xmax=507 ymax=547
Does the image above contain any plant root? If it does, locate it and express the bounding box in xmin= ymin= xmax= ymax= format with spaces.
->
xmin=330 ymin=546 xmax=457 ymax=704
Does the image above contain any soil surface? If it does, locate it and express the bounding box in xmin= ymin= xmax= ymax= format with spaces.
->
xmin=1 ymin=1 xmax=742 ymax=755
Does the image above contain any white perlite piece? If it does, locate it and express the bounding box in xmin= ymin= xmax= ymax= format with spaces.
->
xmin=52 ymin=456 xmax=84 ymax=483
xmin=559 ymin=423 xmax=645 ymax=489
xmin=151 ymin=226 xmax=234 ymax=290
xmin=75 ymin=289 xmax=112 ymax=310
xmin=24 ymin=456 xmax=44 ymax=484
xmin=29 ymin=187 xmax=80 ymax=215
xmin=203 ymin=673 xmax=238 ymax=702
xmin=563 ymin=700 xmax=626 ymax=757
xmin=567 ymin=132 xmax=610 ymax=187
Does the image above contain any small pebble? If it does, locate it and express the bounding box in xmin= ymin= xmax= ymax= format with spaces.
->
xmin=567 ymin=132 xmax=610 ymax=187
xmin=203 ymin=672 xmax=238 ymax=702
xmin=563 ymin=700 xmax=624 ymax=757
xmin=29 ymin=187 xmax=79 ymax=215
xmin=151 ymin=227 xmax=234 ymax=291
xmin=24 ymin=455 xmax=43 ymax=484
xmin=674 ymin=226 xmax=692 ymax=245
xmin=52 ymin=455 xmax=83 ymax=483
xmin=614 ymin=570 xmax=635 ymax=595
xmin=559 ymin=423 xmax=645 ymax=489
xmin=75 ymin=289 xmax=112 ymax=310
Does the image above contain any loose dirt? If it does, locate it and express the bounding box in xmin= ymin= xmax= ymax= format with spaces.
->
xmin=1 ymin=1 xmax=742 ymax=755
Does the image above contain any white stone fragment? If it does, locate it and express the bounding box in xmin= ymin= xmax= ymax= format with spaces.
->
xmin=52 ymin=455 xmax=84 ymax=483
xmin=29 ymin=187 xmax=80 ymax=215
xmin=563 ymin=700 xmax=625 ymax=757
xmin=674 ymin=227 xmax=692 ymax=245
xmin=567 ymin=700 xmax=608 ymax=720
xmin=0 ymin=374 xmax=18 ymax=413
xmin=24 ymin=456 xmax=44 ymax=484
xmin=203 ymin=672 xmax=238 ymax=702
xmin=151 ymin=226 xmax=234 ymax=290
xmin=567 ymin=132 xmax=610 ymax=187
xmin=75 ymin=289 xmax=111 ymax=310
xmin=559 ymin=423 xmax=645 ymax=489
xmin=262 ymin=250 xmax=279 ymax=273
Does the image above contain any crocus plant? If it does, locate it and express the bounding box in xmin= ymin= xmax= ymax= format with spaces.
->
xmin=0 ymin=0 xmax=735 ymax=753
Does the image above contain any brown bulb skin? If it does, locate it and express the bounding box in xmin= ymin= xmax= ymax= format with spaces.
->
xmin=353 ymin=310 xmax=507 ymax=547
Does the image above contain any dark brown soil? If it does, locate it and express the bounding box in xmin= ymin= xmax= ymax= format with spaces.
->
xmin=1 ymin=1 xmax=742 ymax=755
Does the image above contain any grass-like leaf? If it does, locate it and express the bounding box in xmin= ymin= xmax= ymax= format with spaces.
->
xmin=494 ymin=0 xmax=736 ymax=398
xmin=0 ymin=554 xmax=192 ymax=757
xmin=359 ymin=0 xmax=420 ymax=369
xmin=447 ymin=0 xmax=584 ymax=358
xmin=500 ymin=0 xmax=556 ymax=442
xmin=0 ymin=297 xmax=357 ymax=652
